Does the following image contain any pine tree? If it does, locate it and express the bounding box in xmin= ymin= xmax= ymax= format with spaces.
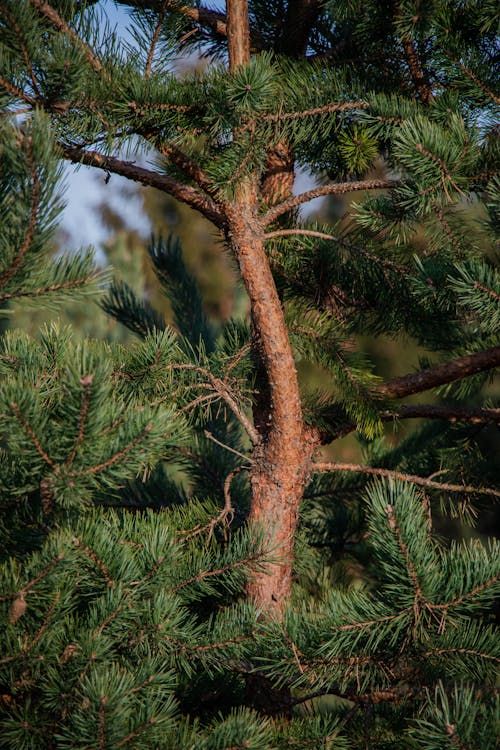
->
xmin=1 ymin=1 xmax=499 ymax=747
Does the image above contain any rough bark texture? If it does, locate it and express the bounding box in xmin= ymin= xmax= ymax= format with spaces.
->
xmin=224 ymin=0 xmax=319 ymax=617
xmin=261 ymin=141 xmax=295 ymax=208
xmin=226 ymin=202 xmax=316 ymax=614
xmin=226 ymin=0 xmax=251 ymax=68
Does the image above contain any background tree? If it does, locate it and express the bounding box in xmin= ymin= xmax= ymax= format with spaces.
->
xmin=0 ymin=0 xmax=499 ymax=747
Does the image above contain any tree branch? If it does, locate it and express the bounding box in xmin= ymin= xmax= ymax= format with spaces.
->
xmin=118 ymin=0 xmax=228 ymax=39
xmin=375 ymin=346 xmax=500 ymax=400
xmin=382 ymin=404 xmax=500 ymax=425
xmin=0 ymin=75 xmax=36 ymax=107
xmin=447 ymin=54 xmax=500 ymax=105
xmin=326 ymin=404 xmax=500 ymax=442
xmin=261 ymin=179 xmax=397 ymax=226
xmin=156 ymin=142 xmax=220 ymax=200
xmin=313 ymin=462 xmax=500 ymax=499
xmin=144 ymin=2 xmax=168 ymax=78
xmin=0 ymin=275 xmax=98 ymax=304
xmin=401 ymin=35 xmax=433 ymax=104
xmin=0 ymin=138 xmax=39 ymax=291
xmin=60 ymin=144 xmax=225 ymax=227
xmin=264 ymin=228 xmax=406 ymax=273
xmin=1 ymin=7 xmax=41 ymax=98
xmin=28 ymin=0 xmax=103 ymax=74
xmin=167 ymin=363 xmax=259 ymax=444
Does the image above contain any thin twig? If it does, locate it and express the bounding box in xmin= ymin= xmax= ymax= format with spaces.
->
xmin=9 ymin=402 xmax=57 ymax=469
xmin=424 ymin=647 xmax=500 ymax=663
xmin=448 ymin=54 xmax=500 ymax=105
xmin=181 ymin=464 xmax=250 ymax=541
xmin=1 ymin=7 xmax=41 ymax=97
xmin=431 ymin=575 xmax=499 ymax=611
xmin=312 ymin=462 xmax=500 ymax=498
xmin=28 ymin=0 xmax=104 ymax=74
xmin=145 ymin=3 xmax=167 ymax=78
xmin=0 ymin=553 xmax=65 ymax=603
xmin=239 ymin=101 xmax=370 ymax=137
xmin=72 ymin=536 xmax=114 ymax=586
xmin=264 ymin=228 xmax=406 ymax=273
xmin=0 ymin=138 xmax=39 ymax=290
xmin=0 ymin=274 xmax=99 ymax=303
xmin=98 ymin=695 xmax=107 ymax=750
xmin=24 ymin=592 xmax=60 ymax=652
xmin=170 ymin=547 xmax=263 ymax=592
xmin=96 ymin=604 xmax=123 ymax=636
xmin=116 ymin=719 xmax=158 ymax=747
xmin=385 ymin=504 xmax=423 ymax=633
xmin=71 ymin=425 xmax=153 ymax=476
xmin=0 ymin=75 xmax=37 ymax=106
xmin=65 ymin=375 xmax=94 ymax=466
xmin=204 ymin=429 xmax=252 ymax=463
xmin=168 ymin=363 xmax=259 ymax=444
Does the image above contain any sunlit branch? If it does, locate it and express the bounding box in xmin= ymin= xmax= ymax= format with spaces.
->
xmin=261 ymin=179 xmax=397 ymax=226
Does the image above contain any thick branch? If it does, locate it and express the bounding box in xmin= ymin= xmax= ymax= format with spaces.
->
xmin=376 ymin=346 xmax=500 ymax=400
xmin=261 ymin=179 xmax=397 ymax=226
xmin=60 ymin=144 xmax=225 ymax=227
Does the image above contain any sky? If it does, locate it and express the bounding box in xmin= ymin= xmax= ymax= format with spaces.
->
xmin=59 ymin=1 xmax=147 ymax=251
xmin=59 ymin=1 xmax=321 ymax=253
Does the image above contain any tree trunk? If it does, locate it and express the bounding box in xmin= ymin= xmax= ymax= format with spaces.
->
xmin=225 ymin=0 xmax=321 ymax=618
xmin=226 ymin=202 xmax=316 ymax=616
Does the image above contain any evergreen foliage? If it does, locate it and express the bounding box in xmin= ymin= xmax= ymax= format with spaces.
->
xmin=0 ymin=1 xmax=499 ymax=748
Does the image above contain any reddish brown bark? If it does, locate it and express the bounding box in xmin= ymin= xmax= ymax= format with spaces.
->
xmin=224 ymin=0 xmax=318 ymax=616
xmin=261 ymin=141 xmax=295 ymax=207
xmin=225 ymin=202 xmax=316 ymax=614
xmin=401 ymin=35 xmax=433 ymax=104
xmin=61 ymin=145 xmax=225 ymax=228
xmin=226 ymin=0 xmax=251 ymax=68
xmin=377 ymin=346 xmax=500 ymax=400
